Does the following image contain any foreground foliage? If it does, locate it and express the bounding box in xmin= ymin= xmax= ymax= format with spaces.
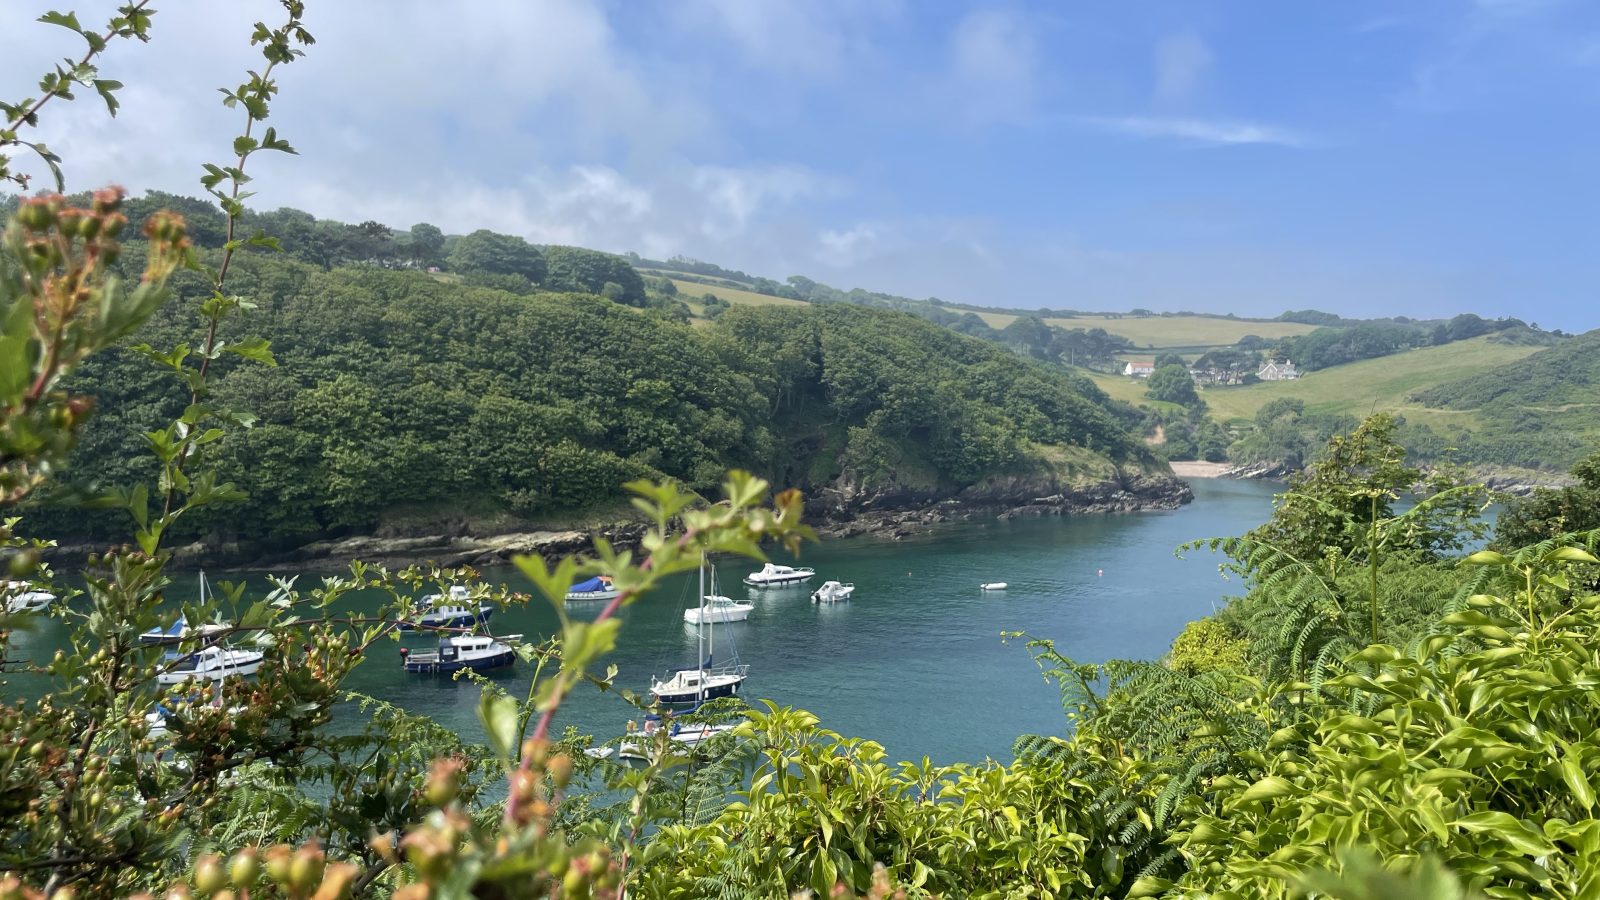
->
xmin=4 ymin=5 xmax=1600 ymax=899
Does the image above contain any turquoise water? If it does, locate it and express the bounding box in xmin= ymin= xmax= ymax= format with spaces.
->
xmin=6 ymin=478 xmax=1280 ymax=764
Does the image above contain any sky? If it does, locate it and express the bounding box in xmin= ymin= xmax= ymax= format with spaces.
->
xmin=2 ymin=1 xmax=1598 ymax=329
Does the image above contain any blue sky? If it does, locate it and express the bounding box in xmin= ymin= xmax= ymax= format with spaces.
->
xmin=3 ymin=1 xmax=1598 ymax=329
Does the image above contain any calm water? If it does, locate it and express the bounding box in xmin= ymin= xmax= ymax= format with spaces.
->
xmin=6 ymin=479 xmax=1279 ymax=764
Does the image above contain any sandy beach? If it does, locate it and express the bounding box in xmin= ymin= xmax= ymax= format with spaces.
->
xmin=1168 ymin=460 xmax=1234 ymax=478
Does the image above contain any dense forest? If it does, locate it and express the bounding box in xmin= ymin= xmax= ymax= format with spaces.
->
xmin=33 ymin=244 xmax=1154 ymax=547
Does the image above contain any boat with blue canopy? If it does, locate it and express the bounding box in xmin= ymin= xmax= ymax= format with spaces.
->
xmin=566 ymin=575 xmax=620 ymax=602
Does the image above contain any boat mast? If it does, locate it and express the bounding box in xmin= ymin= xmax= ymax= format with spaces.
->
xmin=698 ymin=553 xmax=707 ymax=701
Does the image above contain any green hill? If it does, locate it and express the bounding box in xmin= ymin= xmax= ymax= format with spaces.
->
xmin=46 ymin=254 xmax=1160 ymax=548
xmin=1090 ymin=336 xmax=1541 ymax=427
xmin=1411 ymin=329 xmax=1600 ymax=470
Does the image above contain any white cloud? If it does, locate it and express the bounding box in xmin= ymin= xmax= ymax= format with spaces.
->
xmin=690 ymin=165 xmax=834 ymax=241
xmin=947 ymin=9 xmax=1039 ymax=123
xmin=816 ymin=223 xmax=880 ymax=267
xmin=1083 ymin=116 xmax=1308 ymax=147
xmin=666 ymin=0 xmax=899 ymax=78
xmin=1153 ymin=34 xmax=1213 ymax=103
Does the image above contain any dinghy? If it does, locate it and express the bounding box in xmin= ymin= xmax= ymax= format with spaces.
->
xmin=980 ymin=582 xmax=1008 ymax=591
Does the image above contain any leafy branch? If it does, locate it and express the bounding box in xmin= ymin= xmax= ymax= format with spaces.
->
xmin=0 ymin=2 xmax=157 ymax=190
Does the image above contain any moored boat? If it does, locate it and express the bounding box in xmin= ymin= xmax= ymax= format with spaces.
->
xmin=683 ymin=595 xmax=753 ymax=625
xmin=566 ymin=575 xmax=620 ymax=602
xmin=157 ymin=646 xmax=265 ymax=685
xmin=652 ymin=558 xmax=748 ymax=703
xmin=980 ymin=582 xmax=1008 ymax=591
xmin=810 ymin=581 xmax=855 ymax=604
xmin=3 ymin=580 xmax=57 ymax=614
xmin=400 ymin=634 xmax=519 ymax=674
xmin=743 ymin=563 xmax=815 ymax=587
xmin=619 ymin=706 xmax=738 ymax=760
xmin=141 ymin=616 xmax=231 ymax=646
xmin=400 ymin=585 xmax=493 ymax=631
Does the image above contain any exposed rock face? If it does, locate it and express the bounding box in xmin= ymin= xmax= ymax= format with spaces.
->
xmin=65 ymin=468 xmax=1192 ymax=571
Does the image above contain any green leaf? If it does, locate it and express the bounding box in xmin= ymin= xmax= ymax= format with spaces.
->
xmin=1546 ymin=546 xmax=1600 ymax=565
xmin=220 ymin=336 xmax=277 ymax=366
xmin=1561 ymin=754 xmax=1596 ymax=812
xmin=92 ymin=79 xmax=122 ymax=116
xmin=1238 ymin=775 xmax=1296 ymax=804
xmin=1464 ymin=550 xmax=1511 ymax=566
xmin=1453 ymin=811 xmax=1557 ymax=856
xmin=476 ymin=690 xmax=519 ymax=766
xmin=38 ymin=11 xmax=83 ymax=33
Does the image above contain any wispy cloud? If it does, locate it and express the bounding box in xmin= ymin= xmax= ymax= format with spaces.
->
xmin=1153 ymin=34 xmax=1213 ymax=103
xmin=1082 ymin=116 xmax=1309 ymax=147
xmin=946 ymin=9 xmax=1040 ymax=123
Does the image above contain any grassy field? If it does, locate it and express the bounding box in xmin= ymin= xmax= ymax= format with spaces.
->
xmin=1089 ymin=336 xmax=1543 ymax=429
xmin=668 ymin=279 xmax=810 ymax=310
xmin=962 ymin=310 xmax=1318 ymax=349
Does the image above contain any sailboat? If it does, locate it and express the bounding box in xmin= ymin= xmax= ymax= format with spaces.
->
xmin=650 ymin=556 xmax=749 ymax=704
xmin=140 ymin=571 xmax=232 ymax=645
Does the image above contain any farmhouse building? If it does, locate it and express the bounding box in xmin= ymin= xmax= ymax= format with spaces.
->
xmin=1256 ymin=359 xmax=1301 ymax=381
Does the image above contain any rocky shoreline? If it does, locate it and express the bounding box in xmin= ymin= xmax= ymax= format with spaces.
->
xmin=64 ymin=470 xmax=1194 ymax=573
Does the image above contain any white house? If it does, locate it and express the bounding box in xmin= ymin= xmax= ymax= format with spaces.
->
xmin=1256 ymin=359 xmax=1301 ymax=381
xmin=1123 ymin=360 xmax=1157 ymax=378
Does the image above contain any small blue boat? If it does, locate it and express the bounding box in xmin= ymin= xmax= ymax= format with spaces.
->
xmin=400 ymin=634 xmax=518 ymax=674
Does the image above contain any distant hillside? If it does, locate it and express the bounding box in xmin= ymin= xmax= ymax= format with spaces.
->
xmin=1411 ymin=329 xmax=1600 ymax=470
xmin=41 ymin=251 xmax=1165 ymax=548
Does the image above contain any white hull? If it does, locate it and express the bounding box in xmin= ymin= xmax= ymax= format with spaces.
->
xmin=980 ymin=582 xmax=1008 ymax=591
xmin=158 ymin=648 xmax=264 ymax=684
xmin=566 ymin=588 xmax=621 ymax=602
xmin=684 ymin=601 xmax=753 ymax=624
xmin=810 ymin=581 xmax=855 ymax=603
xmin=3 ymin=584 xmax=56 ymax=613
xmin=743 ymin=563 xmax=815 ymax=587
xmin=650 ymin=666 xmax=747 ymax=704
xmin=619 ymin=722 xmax=738 ymax=760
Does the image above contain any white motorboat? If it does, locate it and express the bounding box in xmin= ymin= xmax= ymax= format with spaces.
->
xmin=980 ymin=582 xmax=1008 ymax=591
xmin=400 ymin=633 xmax=520 ymax=674
xmin=684 ymin=595 xmax=753 ymax=625
xmin=651 ymin=557 xmax=748 ymax=704
xmin=566 ymin=576 xmax=620 ymax=602
xmin=157 ymin=646 xmax=265 ymax=685
xmin=3 ymin=580 xmax=57 ymax=614
xmin=810 ymin=581 xmax=855 ymax=604
xmin=743 ymin=563 xmax=815 ymax=587
xmin=400 ymin=585 xmax=494 ymax=631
